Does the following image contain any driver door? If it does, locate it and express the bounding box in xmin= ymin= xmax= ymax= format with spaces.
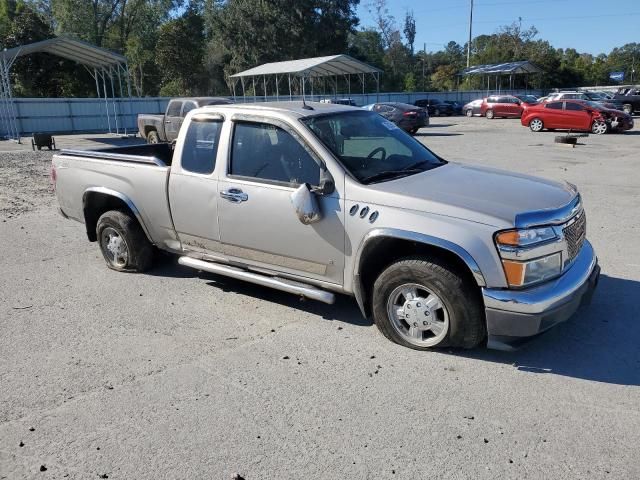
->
xmin=217 ymin=118 xmax=345 ymax=285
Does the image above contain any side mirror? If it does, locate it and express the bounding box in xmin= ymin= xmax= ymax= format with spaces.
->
xmin=290 ymin=183 xmax=323 ymax=225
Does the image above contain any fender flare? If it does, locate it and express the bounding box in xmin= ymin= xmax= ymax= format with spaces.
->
xmin=352 ymin=228 xmax=486 ymax=316
xmin=82 ymin=187 xmax=154 ymax=244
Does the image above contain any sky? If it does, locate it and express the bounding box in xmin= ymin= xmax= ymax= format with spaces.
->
xmin=356 ymin=0 xmax=640 ymax=55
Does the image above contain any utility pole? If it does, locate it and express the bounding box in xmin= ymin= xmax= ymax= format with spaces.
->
xmin=422 ymin=42 xmax=426 ymax=91
xmin=466 ymin=0 xmax=474 ymax=68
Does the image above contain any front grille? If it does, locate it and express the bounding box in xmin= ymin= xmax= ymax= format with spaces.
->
xmin=563 ymin=212 xmax=586 ymax=262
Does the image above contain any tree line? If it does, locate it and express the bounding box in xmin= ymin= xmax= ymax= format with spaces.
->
xmin=0 ymin=0 xmax=638 ymax=98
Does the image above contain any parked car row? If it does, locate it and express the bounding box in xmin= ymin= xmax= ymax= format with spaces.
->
xmin=458 ymin=91 xmax=634 ymax=135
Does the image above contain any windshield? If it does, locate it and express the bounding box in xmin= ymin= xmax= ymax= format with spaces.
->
xmin=302 ymin=110 xmax=445 ymax=184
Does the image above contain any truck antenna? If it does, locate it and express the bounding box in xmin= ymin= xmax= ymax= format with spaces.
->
xmin=301 ymin=75 xmax=313 ymax=110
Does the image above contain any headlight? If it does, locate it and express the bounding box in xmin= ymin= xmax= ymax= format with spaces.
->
xmin=501 ymin=253 xmax=562 ymax=287
xmin=495 ymin=227 xmax=562 ymax=287
xmin=495 ymin=227 xmax=557 ymax=247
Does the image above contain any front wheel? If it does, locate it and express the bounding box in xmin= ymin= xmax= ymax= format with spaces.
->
xmin=622 ymin=104 xmax=633 ymax=115
xmin=372 ymin=257 xmax=485 ymax=350
xmin=465 ymin=109 xmax=473 ymax=117
xmin=529 ymin=118 xmax=544 ymax=132
xmin=97 ymin=210 xmax=154 ymax=272
xmin=485 ymin=109 xmax=494 ymax=119
xmin=592 ymin=120 xmax=608 ymax=135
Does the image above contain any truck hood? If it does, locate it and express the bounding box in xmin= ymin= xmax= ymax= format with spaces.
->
xmin=366 ymin=163 xmax=577 ymax=227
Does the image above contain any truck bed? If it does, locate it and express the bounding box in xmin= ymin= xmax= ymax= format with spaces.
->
xmin=53 ymin=143 xmax=177 ymax=251
xmin=61 ymin=143 xmax=174 ymax=167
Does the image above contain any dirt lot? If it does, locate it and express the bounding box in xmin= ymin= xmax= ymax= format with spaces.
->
xmin=1 ymin=118 xmax=639 ymax=479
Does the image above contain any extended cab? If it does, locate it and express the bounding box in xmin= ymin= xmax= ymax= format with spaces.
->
xmin=53 ymin=102 xmax=599 ymax=351
xmin=137 ymin=97 xmax=232 ymax=144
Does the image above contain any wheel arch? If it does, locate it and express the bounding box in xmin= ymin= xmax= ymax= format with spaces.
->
xmin=353 ymin=229 xmax=486 ymax=318
xmin=82 ymin=187 xmax=153 ymax=244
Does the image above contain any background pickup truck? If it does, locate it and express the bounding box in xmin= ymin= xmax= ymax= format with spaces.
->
xmin=53 ymin=102 xmax=599 ymax=351
xmin=137 ymin=96 xmax=232 ymax=144
xmin=613 ymin=87 xmax=640 ymax=115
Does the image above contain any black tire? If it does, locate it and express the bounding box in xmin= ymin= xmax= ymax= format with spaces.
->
xmin=591 ymin=120 xmax=608 ymax=135
xmin=410 ymin=127 xmax=419 ymax=135
xmin=465 ymin=109 xmax=473 ymax=117
xmin=486 ymin=109 xmax=494 ymax=119
xmin=96 ymin=210 xmax=154 ymax=272
xmin=434 ymin=108 xmax=440 ymax=116
xmin=147 ymin=130 xmax=160 ymax=144
xmin=622 ymin=104 xmax=633 ymax=115
xmin=371 ymin=256 xmax=485 ymax=350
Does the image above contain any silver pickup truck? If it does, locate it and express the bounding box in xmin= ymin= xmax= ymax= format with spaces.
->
xmin=52 ymin=102 xmax=599 ymax=351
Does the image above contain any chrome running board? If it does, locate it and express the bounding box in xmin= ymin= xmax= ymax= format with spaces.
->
xmin=178 ymin=256 xmax=335 ymax=304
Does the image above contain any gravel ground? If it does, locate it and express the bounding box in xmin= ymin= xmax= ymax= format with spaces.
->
xmin=1 ymin=118 xmax=639 ymax=479
xmin=0 ymin=151 xmax=55 ymax=219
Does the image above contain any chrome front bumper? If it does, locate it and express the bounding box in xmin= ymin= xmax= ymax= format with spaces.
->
xmin=482 ymin=240 xmax=599 ymax=350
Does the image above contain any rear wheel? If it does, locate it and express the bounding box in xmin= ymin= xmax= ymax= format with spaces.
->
xmin=434 ymin=108 xmax=440 ymax=116
xmin=485 ymin=109 xmax=494 ymax=119
xmin=591 ymin=120 xmax=608 ymax=135
xmin=465 ymin=109 xmax=473 ymax=117
xmin=372 ymin=256 xmax=485 ymax=350
xmin=97 ymin=210 xmax=154 ymax=272
xmin=529 ymin=118 xmax=544 ymax=132
xmin=622 ymin=104 xmax=633 ymax=115
xmin=147 ymin=130 xmax=160 ymax=144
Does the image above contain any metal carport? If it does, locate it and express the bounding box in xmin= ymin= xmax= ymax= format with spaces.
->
xmin=229 ymin=54 xmax=382 ymax=102
xmin=0 ymin=36 xmax=135 ymax=141
xmin=461 ymin=60 xmax=542 ymax=92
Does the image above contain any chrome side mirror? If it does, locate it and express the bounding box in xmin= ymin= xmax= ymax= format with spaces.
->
xmin=290 ymin=183 xmax=322 ymax=225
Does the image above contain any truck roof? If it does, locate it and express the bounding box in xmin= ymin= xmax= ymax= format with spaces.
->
xmin=199 ymin=101 xmax=359 ymax=118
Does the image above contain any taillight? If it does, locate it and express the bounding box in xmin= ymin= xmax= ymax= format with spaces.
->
xmin=403 ymin=110 xmax=418 ymax=117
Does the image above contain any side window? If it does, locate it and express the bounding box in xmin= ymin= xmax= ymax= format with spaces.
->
xmin=487 ymin=97 xmax=496 ymax=104
xmin=181 ymin=119 xmax=222 ymax=175
xmin=565 ymin=102 xmax=584 ymax=111
xmin=545 ymin=102 xmax=563 ymax=110
xmin=166 ymin=101 xmax=182 ymax=117
xmin=231 ymin=122 xmax=320 ymax=186
xmin=182 ymin=101 xmax=197 ymax=117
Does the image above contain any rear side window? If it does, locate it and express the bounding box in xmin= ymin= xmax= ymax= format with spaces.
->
xmin=545 ymin=102 xmax=563 ymax=110
xmin=487 ymin=97 xmax=497 ymax=103
xmin=230 ymin=122 xmax=320 ymax=186
xmin=565 ymin=102 xmax=584 ymax=111
xmin=166 ymin=101 xmax=182 ymax=117
xmin=181 ymin=119 xmax=222 ymax=174
xmin=182 ymin=101 xmax=197 ymax=116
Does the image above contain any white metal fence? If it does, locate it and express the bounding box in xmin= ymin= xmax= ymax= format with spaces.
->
xmin=1 ymin=89 xmax=542 ymax=138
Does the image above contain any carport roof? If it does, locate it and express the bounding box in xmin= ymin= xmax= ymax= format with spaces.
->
xmin=0 ymin=36 xmax=127 ymax=69
xmin=230 ymin=54 xmax=382 ymax=78
xmin=462 ymin=60 xmax=542 ymax=76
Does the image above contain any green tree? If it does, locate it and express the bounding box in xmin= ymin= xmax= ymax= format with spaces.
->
xmin=155 ymin=8 xmax=205 ymax=95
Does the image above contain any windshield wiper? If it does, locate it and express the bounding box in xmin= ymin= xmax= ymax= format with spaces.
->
xmin=361 ymin=168 xmax=424 ymax=184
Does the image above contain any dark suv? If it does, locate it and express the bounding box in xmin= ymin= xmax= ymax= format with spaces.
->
xmin=414 ymin=99 xmax=453 ymax=116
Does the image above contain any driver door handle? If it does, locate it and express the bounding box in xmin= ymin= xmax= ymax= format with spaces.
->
xmin=220 ymin=188 xmax=248 ymax=203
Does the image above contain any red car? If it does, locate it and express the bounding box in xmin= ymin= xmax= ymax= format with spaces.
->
xmin=480 ymin=95 xmax=524 ymax=119
xmin=521 ymin=99 xmax=634 ymax=135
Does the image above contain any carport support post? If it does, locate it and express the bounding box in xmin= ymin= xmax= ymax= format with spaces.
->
xmin=240 ymin=77 xmax=246 ymax=102
xmin=288 ymin=74 xmax=292 ymax=101
xmin=275 ymin=74 xmax=279 ymax=101
xmin=109 ymin=66 xmax=120 ymax=135
xmin=252 ymin=76 xmax=256 ymax=103
xmin=263 ymin=75 xmax=267 ymax=102
xmin=100 ymin=68 xmax=112 ymax=134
